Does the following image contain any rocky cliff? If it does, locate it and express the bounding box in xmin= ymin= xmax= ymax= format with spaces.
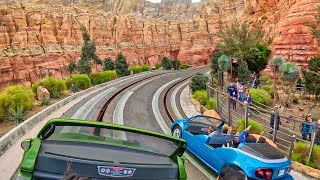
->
xmin=0 ymin=0 xmax=319 ymax=88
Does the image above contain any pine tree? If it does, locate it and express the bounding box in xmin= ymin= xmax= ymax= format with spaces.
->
xmin=67 ymin=59 xmax=77 ymax=74
xmin=237 ymin=60 xmax=251 ymax=82
xmin=115 ymin=52 xmax=129 ymax=77
xmin=211 ymin=50 xmax=221 ymax=76
xmin=171 ymin=58 xmax=180 ymax=70
xmin=103 ymin=57 xmax=114 ymax=71
xmin=77 ymin=30 xmax=101 ymax=74
xmin=162 ymin=57 xmax=172 ymax=70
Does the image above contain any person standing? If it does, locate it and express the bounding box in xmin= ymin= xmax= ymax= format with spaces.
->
xmin=227 ymin=83 xmax=236 ymax=96
xmin=269 ymin=106 xmax=281 ymax=134
xmin=231 ymin=92 xmax=237 ymax=110
xmin=236 ymin=79 xmax=244 ymax=102
xmin=315 ymin=119 xmax=320 ymax=146
xmin=243 ymin=88 xmax=252 ymax=116
xmin=300 ymin=114 xmax=315 ymax=141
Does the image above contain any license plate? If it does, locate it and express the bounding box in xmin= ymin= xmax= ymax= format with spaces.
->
xmin=278 ymin=169 xmax=285 ymax=176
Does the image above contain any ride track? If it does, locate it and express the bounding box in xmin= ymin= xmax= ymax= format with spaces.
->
xmin=86 ymin=69 xmax=215 ymax=179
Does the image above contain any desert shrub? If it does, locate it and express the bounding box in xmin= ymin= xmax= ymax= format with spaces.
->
xmin=89 ymin=71 xmax=117 ymax=85
xmin=129 ymin=66 xmax=142 ymax=74
xmin=180 ymin=64 xmax=190 ymax=69
xmin=192 ymin=90 xmax=208 ymax=105
xmin=32 ymin=77 xmax=66 ymax=98
xmin=162 ymin=57 xmax=172 ymax=70
xmin=155 ymin=64 xmax=162 ymax=69
xmin=236 ymin=118 xmax=265 ymax=134
xmin=65 ymin=74 xmax=91 ymax=90
xmin=41 ymin=97 xmax=50 ymax=106
xmin=259 ymin=75 xmax=272 ymax=83
xmin=250 ymin=88 xmax=272 ymax=106
xmin=190 ymin=73 xmax=209 ymax=93
xmin=141 ymin=65 xmax=150 ymax=71
xmin=0 ymin=85 xmax=33 ymax=121
xmin=7 ymin=106 xmax=26 ymax=124
xmin=171 ymin=58 xmax=180 ymax=70
xmin=262 ymin=85 xmax=274 ymax=98
xmin=292 ymin=96 xmax=299 ymax=104
xmin=205 ymin=98 xmax=217 ymax=110
xmin=290 ymin=141 xmax=320 ymax=169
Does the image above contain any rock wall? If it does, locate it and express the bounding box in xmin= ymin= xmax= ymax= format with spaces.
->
xmin=0 ymin=0 xmax=319 ymax=88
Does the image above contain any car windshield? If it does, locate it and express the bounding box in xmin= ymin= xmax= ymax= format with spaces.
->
xmin=46 ymin=125 xmax=178 ymax=156
xmin=190 ymin=116 xmax=223 ymax=129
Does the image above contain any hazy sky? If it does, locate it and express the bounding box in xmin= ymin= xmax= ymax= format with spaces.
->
xmin=147 ymin=0 xmax=202 ymax=3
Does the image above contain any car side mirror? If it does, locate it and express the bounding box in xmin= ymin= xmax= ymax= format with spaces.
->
xmin=181 ymin=157 xmax=189 ymax=166
xmin=21 ymin=138 xmax=33 ymax=151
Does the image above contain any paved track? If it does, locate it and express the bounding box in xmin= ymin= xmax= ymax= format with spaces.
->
xmin=59 ymin=67 xmax=213 ymax=179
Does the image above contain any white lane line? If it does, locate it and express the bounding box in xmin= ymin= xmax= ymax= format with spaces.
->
xmin=153 ymin=78 xmax=215 ymax=180
xmin=171 ymin=81 xmax=189 ymax=120
xmin=113 ymin=77 xmax=164 ymax=140
xmin=61 ymin=87 xmax=116 ymax=133
xmin=152 ymin=78 xmax=181 ymax=134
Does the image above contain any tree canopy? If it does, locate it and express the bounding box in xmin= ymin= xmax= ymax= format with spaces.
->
xmin=115 ymin=52 xmax=129 ymax=77
xmin=216 ymin=22 xmax=269 ymax=73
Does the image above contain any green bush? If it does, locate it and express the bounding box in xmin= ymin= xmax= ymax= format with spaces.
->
xmin=155 ymin=64 xmax=162 ymax=69
xmin=32 ymin=77 xmax=66 ymax=98
xmin=129 ymin=66 xmax=142 ymax=74
xmin=8 ymin=106 xmax=26 ymax=124
xmin=89 ymin=71 xmax=117 ymax=85
xmin=250 ymin=88 xmax=272 ymax=106
xmin=262 ymin=85 xmax=274 ymax=98
xmin=65 ymin=74 xmax=91 ymax=90
xmin=162 ymin=57 xmax=172 ymax=70
xmin=0 ymin=85 xmax=33 ymax=121
xmin=141 ymin=65 xmax=150 ymax=71
xmin=259 ymin=75 xmax=272 ymax=83
xmin=180 ymin=64 xmax=190 ymax=69
xmin=171 ymin=58 xmax=180 ymax=70
xmin=292 ymin=96 xmax=299 ymax=104
xmin=290 ymin=141 xmax=320 ymax=169
xmin=236 ymin=118 xmax=265 ymax=134
xmin=192 ymin=90 xmax=208 ymax=105
xmin=190 ymin=73 xmax=209 ymax=93
xmin=205 ymin=98 xmax=217 ymax=110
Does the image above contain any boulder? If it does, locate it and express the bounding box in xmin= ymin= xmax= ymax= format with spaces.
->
xmin=37 ymin=86 xmax=50 ymax=101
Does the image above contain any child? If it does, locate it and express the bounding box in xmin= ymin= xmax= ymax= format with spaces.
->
xmin=231 ymin=92 xmax=237 ymax=110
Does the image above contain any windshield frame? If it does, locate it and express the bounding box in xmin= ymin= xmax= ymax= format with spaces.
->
xmin=38 ymin=118 xmax=186 ymax=158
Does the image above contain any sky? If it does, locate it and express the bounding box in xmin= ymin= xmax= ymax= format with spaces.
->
xmin=147 ymin=0 xmax=202 ymax=3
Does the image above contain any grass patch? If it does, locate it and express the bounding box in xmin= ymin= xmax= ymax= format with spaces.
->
xmin=192 ymin=90 xmax=208 ymax=105
xmin=89 ymin=71 xmax=117 ymax=85
xmin=0 ymin=85 xmax=33 ymax=122
xmin=236 ymin=118 xmax=265 ymax=134
xmin=250 ymin=88 xmax=272 ymax=106
xmin=180 ymin=64 xmax=190 ymax=69
xmin=155 ymin=64 xmax=162 ymax=69
xmin=129 ymin=66 xmax=142 ymax=74
xmin=141 ymin=65 xmax=150 ymax=71
xmin=205 ymin=98 xmax=217 ymax=110
xmin=65 ymin=74 xmax=91 ymax=90
xmin=290 ymin=141 xmax=320 ymax=169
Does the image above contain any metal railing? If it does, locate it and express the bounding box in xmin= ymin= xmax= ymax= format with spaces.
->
xmin=206 ymin=84 xmax=318 ymax=163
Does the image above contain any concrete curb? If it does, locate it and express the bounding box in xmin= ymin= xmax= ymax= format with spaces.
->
xmin=0 ymin=71 xmax=155 ymax=156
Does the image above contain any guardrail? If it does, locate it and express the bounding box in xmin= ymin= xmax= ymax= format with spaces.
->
xmin=206 ymin=84 xmax=318 ymax=164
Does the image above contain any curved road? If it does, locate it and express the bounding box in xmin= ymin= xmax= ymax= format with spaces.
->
xmin=59 ymin=67 xmax=213 ymax=179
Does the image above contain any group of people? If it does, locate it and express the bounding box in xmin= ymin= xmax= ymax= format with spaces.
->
xmin=269 ymin=109 xmax=320 ymax=146
xmin=300 ymin=114 xmax=320 ymax=145
xmin=227 ymin=79 xmax=252 ymax=113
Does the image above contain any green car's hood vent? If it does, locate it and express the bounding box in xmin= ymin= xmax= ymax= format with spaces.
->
xmin=34 ymin=140 xmax=178 ymax=179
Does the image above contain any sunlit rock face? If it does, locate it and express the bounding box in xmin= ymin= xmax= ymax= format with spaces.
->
xmin=0 ymin=0 xmax=319 ymax=88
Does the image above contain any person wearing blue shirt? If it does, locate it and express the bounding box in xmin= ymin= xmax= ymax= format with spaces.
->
xmin=227 ymin=83 xmax=236 ymax=96
xmin=239 ymin=125 xmax=251 ymax=143
xmin=300 ymin=114 xmax=315 ymax=141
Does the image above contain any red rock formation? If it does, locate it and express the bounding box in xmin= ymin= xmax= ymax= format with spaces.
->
xmin=0 ymin=0 xmax=319 ymax=89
